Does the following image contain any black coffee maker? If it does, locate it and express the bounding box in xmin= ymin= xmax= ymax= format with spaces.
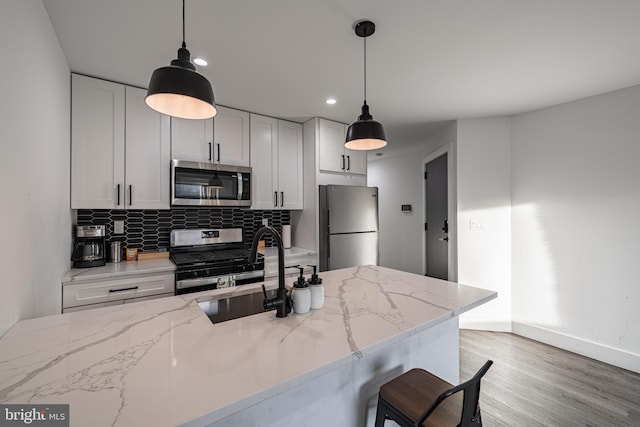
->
xmin=72 ymin=225 xmax=106 ymax=268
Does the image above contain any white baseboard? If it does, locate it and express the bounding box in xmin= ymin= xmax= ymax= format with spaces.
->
xmin=512 ymin=321 xmax=640 ymax=374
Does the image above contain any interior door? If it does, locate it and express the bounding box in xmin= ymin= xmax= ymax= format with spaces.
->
xmin=425 ymin=153 xmax=448 ymax=280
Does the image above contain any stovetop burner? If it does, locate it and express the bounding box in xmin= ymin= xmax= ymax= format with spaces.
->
xmin=169 ymin=228 xmax=265 ymax=295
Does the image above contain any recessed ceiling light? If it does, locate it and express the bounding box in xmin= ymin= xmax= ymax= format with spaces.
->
xmin=193 ymin=57 xmax=208 ymax=66
xmin=326 ymin=98 xmax=337 ymax=105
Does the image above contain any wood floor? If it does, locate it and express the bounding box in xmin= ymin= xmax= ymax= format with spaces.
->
xmin=459 ymin=330 xmax=640 ymax=427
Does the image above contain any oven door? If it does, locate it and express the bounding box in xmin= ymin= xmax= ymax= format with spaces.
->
xmin=172 ymin=159 xmax=251 ymax=207
xmin=175 ymin=270 xmax=264 ymax=295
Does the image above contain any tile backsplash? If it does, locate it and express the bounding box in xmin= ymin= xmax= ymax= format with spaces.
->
xmin=76 ymin=208 xmax=290 ymax=251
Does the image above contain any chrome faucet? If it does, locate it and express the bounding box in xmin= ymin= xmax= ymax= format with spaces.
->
xmin=248 ymin=226 xmax=292 ymax=318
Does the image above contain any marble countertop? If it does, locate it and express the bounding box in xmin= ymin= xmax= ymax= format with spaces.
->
xmin=1 ymin=266 xmax=495 ymax=426
xmin=62 ymin=259 xmax=176 ymax=284
xmin=261 ymin=246 xmax=316 ymax=260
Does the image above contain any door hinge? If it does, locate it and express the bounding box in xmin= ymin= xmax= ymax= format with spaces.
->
xmin=424 ymin=222 xmax=428 ymax=231
xmin=424 ymin=171 xmax=427 ymax=180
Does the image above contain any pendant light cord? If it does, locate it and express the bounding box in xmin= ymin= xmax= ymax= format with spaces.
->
xmin=363 ymin=35 xmax=367 ymax=104
xmin=182 ymin=0 xmax=186 ymax=47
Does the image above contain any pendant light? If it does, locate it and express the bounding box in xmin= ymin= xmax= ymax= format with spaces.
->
xmin=345 ymin=20 xmax=387 ymax=151
xmin=145 ymin=0 xmax=217 ymax=120
xmin=208 ymin=171 xmax=223 ymax=189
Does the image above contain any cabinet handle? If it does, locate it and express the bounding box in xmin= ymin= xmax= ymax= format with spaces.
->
xmin=109 ymin=286 xmax=139 ymax=293
xmin=208 ymin=142 xmax=212 ymax=161
xmin=116 ymin=184 xmax=121 ymax=206
xmin=216 ymin=143 xmax=221 ymax=162
xmin=128 ymin=185 xmax=133 ymax=206
xmin=281 ymin=192 xmax=284 ymax=208
xmin=347 ymin=155 xmax=351 ymax=171
xmin=274 ymin=191 xmax=278 ymax=207
xmin=341 ymin=155 xmax=345 ymax=170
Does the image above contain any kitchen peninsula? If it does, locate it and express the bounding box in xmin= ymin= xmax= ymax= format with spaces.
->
xmin=0 ymin=266 xmax=495 ymax=427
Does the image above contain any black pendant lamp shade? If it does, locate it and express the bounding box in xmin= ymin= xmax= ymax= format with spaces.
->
xmin=208 ymin=171 xmax=223 ymax=188
xmin=145 ymin=1 xmax=217 ymax=120
xmin=345 ymin=20 xmax=387 ymax=151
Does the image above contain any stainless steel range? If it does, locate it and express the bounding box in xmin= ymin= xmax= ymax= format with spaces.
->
xmin=170 ymin=228 xmax=264 ymax=295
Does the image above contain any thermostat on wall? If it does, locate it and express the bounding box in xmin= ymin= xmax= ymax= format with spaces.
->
xmin=401 ymin=204 xmax=412 ymax=213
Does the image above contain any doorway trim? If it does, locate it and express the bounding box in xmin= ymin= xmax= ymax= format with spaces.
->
xmin=422 ymin=141 xmax=457 ymax=281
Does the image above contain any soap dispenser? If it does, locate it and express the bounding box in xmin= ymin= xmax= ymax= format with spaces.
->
xmin=291 ymin=267 xmax=311 ymax=314
xmin=308 ymin=265 xmax=324 ymax=309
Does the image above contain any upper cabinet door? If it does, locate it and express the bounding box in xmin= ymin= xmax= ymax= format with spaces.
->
xmin=124 ymin=87 xmax=171 ymax=209
xmin=71 ymin=74 xmax=125 ymax=209
xmin=278 ymin=120 xmax=303 ymax=210
xmin=170 ymin=117 xmax=213 ymax=162
xmin=345 ymin=147 xmax=367 ymax=175
xmin=250 ymin=114 xmax=278 ymax=209
xmin=318 ymin=119 xmax=346 ymax=173
xmin=213 ymin=106 xmax=250 ymax=167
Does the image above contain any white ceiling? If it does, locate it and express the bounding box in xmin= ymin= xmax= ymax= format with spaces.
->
xmin=43 ymin=0 xmax=640 ymax=152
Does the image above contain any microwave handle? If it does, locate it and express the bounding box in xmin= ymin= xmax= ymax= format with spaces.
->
xmin=237 ymin=172 xmax=243 ymax=200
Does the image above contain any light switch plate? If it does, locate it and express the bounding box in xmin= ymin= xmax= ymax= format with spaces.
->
xmin=469 ymin=220 xmax=486 ymax=232
xmin=114 ymin=220 xmax=125 ymax=234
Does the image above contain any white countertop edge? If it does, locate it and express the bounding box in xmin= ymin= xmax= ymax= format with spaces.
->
xmin=452 ymin=292 xmax=498 ymax=316
xmin=61 ymin=259 xmax=176 ymax=284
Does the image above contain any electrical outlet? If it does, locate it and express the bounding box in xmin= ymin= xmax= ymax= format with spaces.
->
xmin=262 ymin=218 xmax=269 ymax=227
xmin=114 ymin=220 xmax=125 ymax=234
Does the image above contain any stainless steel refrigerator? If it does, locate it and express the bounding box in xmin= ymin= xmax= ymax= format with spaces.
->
xmin=319 ymin=185 xmax=379 ymax=271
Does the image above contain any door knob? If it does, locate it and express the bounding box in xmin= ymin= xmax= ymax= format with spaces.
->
xmin=438 ymin=237 xmax=449 ymax=242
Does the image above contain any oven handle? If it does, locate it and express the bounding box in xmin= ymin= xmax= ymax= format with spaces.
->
xmin=176 ymin=276 xmax=219 ymax=290
xmin=176 ymin=270 xmax=264 ymax=289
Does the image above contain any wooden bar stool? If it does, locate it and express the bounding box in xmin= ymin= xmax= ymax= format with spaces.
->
xmin=374 ymin=360 xmax=493 ymax=427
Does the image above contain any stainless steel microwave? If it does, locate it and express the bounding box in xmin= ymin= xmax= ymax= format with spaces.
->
xmin=171 ymin=160 xmax=252 ymax=207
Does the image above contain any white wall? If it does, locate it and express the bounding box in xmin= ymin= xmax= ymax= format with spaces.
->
xmin=368 ymin=124 xmax=456 ymax=275
xmin=0 ymin=0 xmax=71 ymax=336
xmin=456 ymin=118 xmax=512 ymax=331
xmin=511 ymin=85 xmax=640 ymax=372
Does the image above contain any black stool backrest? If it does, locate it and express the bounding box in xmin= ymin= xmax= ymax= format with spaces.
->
xmin=415 ymin=360 xmax=493 ymax=427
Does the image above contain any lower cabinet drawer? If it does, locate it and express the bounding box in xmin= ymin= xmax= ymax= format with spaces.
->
xmin=63 ymin=273 xmax=174 ymax=309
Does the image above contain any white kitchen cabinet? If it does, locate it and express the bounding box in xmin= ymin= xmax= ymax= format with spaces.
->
xmin=214 ymin=106 xmax=250 ymax=166
xmin=318 ymin=118 xmax=366 ymax=175
xmin=71 ymin=74 xmax=125 ymax=209
xmin=170 ymin=106 xmax=250 ymax=167
xmin=71 ymin=74 xmax=170 ymax=209
xmin=250 ymin=114 xmax=303 ymax=210
xmin=62 ymin=272 xmax=174 ymax=312
xmin=277 ymin=120 xmax=304 ymax=209
xmin=170 ymin=115 xmax=212 ymax=162
xmin=125 ymin=86 xmax=171 ymax=209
